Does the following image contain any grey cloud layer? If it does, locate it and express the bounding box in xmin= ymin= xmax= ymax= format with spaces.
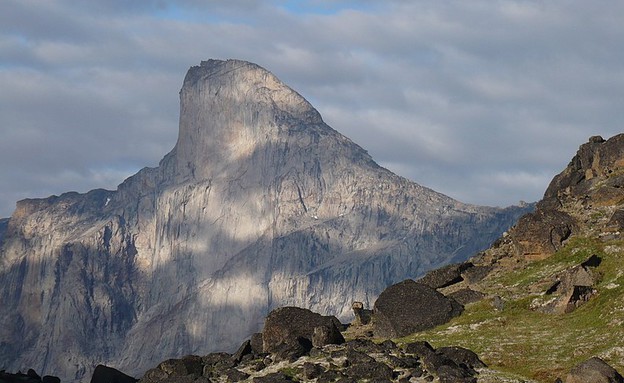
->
xmin=1 ymin=0 xmax=623 ymax=217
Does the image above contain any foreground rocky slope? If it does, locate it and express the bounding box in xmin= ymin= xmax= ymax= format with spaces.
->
xmin=0 ymin=59 xmax=529 ymax=381
xmin=397 ymin=134 xmax=624 ymax=381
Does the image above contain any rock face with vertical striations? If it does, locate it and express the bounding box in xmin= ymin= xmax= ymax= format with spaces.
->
xmin=0 ymin=59 xmax=531 ymax=381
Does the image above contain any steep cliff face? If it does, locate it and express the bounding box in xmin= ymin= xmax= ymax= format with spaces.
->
xmin=0 ymin=59 xmax=530 ymax=380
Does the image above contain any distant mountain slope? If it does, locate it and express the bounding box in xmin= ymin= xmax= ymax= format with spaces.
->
xmin=0 ymin=59 xmax=530 ymax=381
xmin=402 ymin=134 xmax=624 ymax=382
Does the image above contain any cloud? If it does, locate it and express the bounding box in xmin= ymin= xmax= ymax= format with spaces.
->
xmin=1 ymin=0 xmax=623 ymax=216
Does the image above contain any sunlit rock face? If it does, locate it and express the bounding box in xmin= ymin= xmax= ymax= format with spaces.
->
xmin=0 ymin=59 xmax=531 ymax=381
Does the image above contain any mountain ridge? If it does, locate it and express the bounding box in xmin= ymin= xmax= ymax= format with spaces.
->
xmin=0 ymin=59 xmax=530 ymax=381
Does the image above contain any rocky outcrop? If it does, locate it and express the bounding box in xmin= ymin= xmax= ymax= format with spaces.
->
xmin=0 ymin=59 xmax=530 ymax=380
xmin=479 ymin=134 xmax=624 ymax=265
xmin=373 ymin=279 xmax=463 ymax=338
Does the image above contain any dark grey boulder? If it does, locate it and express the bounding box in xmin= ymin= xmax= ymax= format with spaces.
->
xmin=252 ymin=371 xmax=294 ymax=382
xmin=90 ymin=365 xmax=137 ymax=383
xmin=26 ymin=369 xmax=40 ymax=380
xmin=565 ymin=357 xmax=624 ymax=383
xmin=447 ymin=288 xmax=486 ymax=306
xmin=436 ymin=346 xmax=486 ymax=370
xmin=156 ymin=355 xmax=203 ymax=377
xmin=436 ymin=364 xmax=476 ymax=383
xmin=345 ymin=348 xmax=377 ymax=365
xmin=302 ymin=362 xmax=325 ymax=379
xmin=418 ymin=263 xmax=473 ymax=289
xmin=202 ymin=352 xmax=235 ymax=370
xmin=461 ymin=265 xmax=494 ymax=284
xmin=345 ymin=338 xmax=386 ymax=354
xmin=404 ymin=340 xmax=436 ymax=356
xmin=262 ymin=306 xmax=344 ymax=354
xmin=373 ymin=279 xmax=463 ymax=338
xmin=42 ymin=376 xmax=61 ymax=383
xmin=270 ymin=337 xmax=312 ymax=362
xmin=223 ymin=368 xmax=249 ymax=382
xmin=312 ymin=323 xmax=345 ymax=348
xmin=345 ymin=360 xmax=394 ymax=381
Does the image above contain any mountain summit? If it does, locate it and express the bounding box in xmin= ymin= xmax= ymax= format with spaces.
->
xmin=0 ymin=59 xmax=530 ymax=380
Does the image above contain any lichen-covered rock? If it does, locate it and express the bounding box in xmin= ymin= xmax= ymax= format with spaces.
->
xmin=373 ymin=280 xmax=463 ymax=338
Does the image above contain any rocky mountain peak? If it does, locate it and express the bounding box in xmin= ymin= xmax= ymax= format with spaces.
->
xmin=0 ymin=59 xmax=530 ymax=381
xmin=168 ymin=59 xmax=342 ymax=183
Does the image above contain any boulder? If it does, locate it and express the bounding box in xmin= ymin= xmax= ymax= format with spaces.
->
xmin=252 ymin=372 xmax=294 ymax=383
xmin=541 ymin=260 xmax=599 ymax=314
xmin=565 ymin=357 xmax=624 ymax=383
xmin=447 ymin=288 xmax=486 ymax=306
xmin=436 ymin=346 xmax=486 ymax=369
xmin=312 ymin=324 xmax=344 ymax=348
xmin=404 ymin=340 xmax=436 ymax=356
xmin=437 ymin=364 xmax=476 ymax=383
xmin=461 ymin=265 xmax=494 ymax=284
xmin=90 ymin=365 xmax=137 ymax=383
xmin=418 ymin=263 xmax=473 ymax=289
xmin=345 ymin=360 xmax=394 ymax=381
xmin=26 ymin=369 xmax=40 ymax=380
xmin=42 ymin=376 xmax=61 ymax=383
xmin=232 ymin=340 xmax=253 ymax=363
xmin=373 ymin=279 xmax=463 ymax=338
xmin=157 ymin=355 xmax=203 ymax=377
xmin=345 ymin=338 xmax=386 ymax=354
xmin=223 ymin=368 xmax=249 ymax=382
xmin=142 ymin=368 xmax=169 ymax=382
xmin=262 ymin=306 xmax=344 ymax=353
xmin=202 ymin=353 xmax=236 ymax=377
xmin=270 ymin=337 xmax=313 ymax=362
xmin=302 ymin=362 xmax=325 ymax=380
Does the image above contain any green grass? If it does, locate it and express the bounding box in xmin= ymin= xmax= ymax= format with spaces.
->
xmin=396 ymin=237 xmax=624 ymax=382
xmin=279 ymin=366 xmax=302 ymax=381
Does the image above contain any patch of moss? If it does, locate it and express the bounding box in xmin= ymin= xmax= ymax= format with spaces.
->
xmin=279 ymin=366 xmax=302 ymax=381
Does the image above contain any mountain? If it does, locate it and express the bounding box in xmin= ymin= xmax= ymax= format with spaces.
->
xmin=398 ymin=134 xmax=624 ymax=381
xmin=0 ymin=59 xmax=530 ymax=381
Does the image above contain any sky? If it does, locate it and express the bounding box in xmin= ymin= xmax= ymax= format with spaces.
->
xmin=1 ymin=0 xmax=623 ymax=218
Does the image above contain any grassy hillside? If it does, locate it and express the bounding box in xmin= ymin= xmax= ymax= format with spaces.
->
xmin=397 ymin=236 xmax=624 ymax=382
